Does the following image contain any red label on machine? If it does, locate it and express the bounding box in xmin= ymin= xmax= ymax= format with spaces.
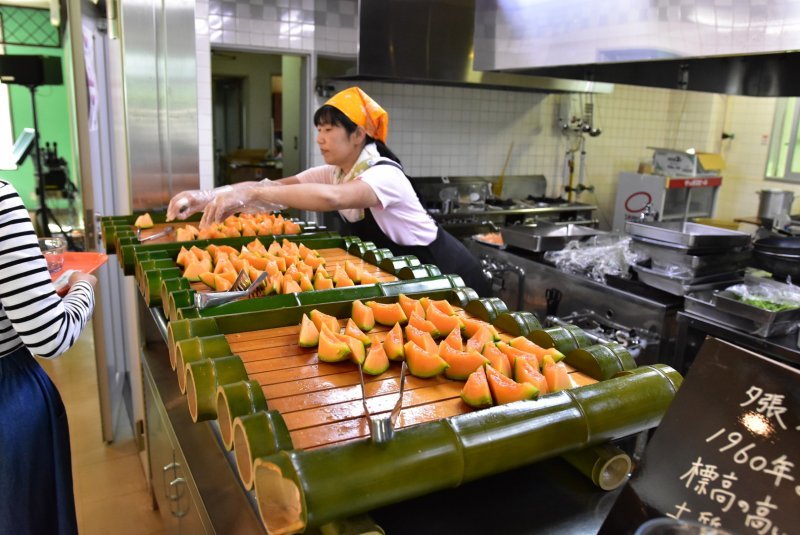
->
xmin=667 ymin=176 xmax=722 ymax=188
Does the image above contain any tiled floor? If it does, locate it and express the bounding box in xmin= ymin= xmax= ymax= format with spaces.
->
xmin=37 ymin=320 xmax=167 ymax=535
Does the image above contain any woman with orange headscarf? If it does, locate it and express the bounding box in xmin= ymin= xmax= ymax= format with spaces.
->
xmin=167 ymin=87 xmax=490 ymax=295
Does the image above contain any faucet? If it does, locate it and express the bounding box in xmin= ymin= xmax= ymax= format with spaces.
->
xmin=480 ymin=256 xmax=526 ymax=311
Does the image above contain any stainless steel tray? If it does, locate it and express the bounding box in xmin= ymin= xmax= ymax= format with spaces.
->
xmin=685 ymin=291 xmax=799 ymax=338
xmin=633 ymin=264 xmax=744 ymax=296
xmin=631 ymin=240 xmax=751 ymax=277
xmin=500 ymin=223 xmax=605 ymax=252
xmin=625 ymin=221 xmax=751 ymax=249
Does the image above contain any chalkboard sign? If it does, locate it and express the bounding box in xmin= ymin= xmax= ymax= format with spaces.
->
xmin=601 ymin=337 xmax=799 ymax=534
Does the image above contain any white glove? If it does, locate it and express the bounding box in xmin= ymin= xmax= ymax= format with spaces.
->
xmin=199 ymin=183 xmax=287 ymax=229
xmin=167 ymin=186 xmax=233 ymax=221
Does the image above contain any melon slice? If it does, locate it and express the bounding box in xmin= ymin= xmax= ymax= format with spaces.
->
xmin=398 ymin=294 xmax=425 ymax=319
xmin=542 ymin=355 xmax=572 ymax=392
xmin=175 ymin=227 xmax=194 ymax=242
xmin=404 ymin=341 xmax=449 ymax=378
xmin=284 ymin=220 xmax=301 ymax=234
xmin=514 ymin=355 xmax=548 ymax=395
xmin=344 ymin=319 xmax=372 ymax=347
xmin=383 ymin=323 xmax=405 ymax=361
xmin=496 ymin=342 xmax=539 ymax=371
xmin=315 ymin=266 xmax=330 ymax=279
xmin=267 ymin=241 xmax=282 ymax=256
xmin=439 ymin=342 xmax=490 ymax=381
xmin=298 ymin=274 xmax=314 ymax=292
xmin=214 ymin=275 xmax=233 ymax=292
xmin=134 ymin=213 xmax=154 ymax=228
xmin=367 ymin=301 xmax=408 ymax=326
xmin=351 ymin=300 xmax=375 ymax=332
xmin=462 ymin=317 xmax=500 ymax=340
xmin=425 ymin=303 xmax=463 ymax=336
xmin=247 ymin=239 xmax=268 ymax=256
xmin=404 ymin=324 xmax=439 ymax=354
xmin=485 ymin=364 xmax=538 ymax=405
xmin=175 ymin=247 xmax=192 ymax=267
xmin=334 ymin=332 xmax=366 ymax=365
xmin=304 ymin=254 xmax=325 ymax=270
xmin=442 ymin=328 xmax=463 ymax=351
xmin=335 ymin=275 xmax=355 ymax=288
xmin=183 ymin=261 xmax=208 ymax=282
xmin=317 ymin=326 xmax=351 ymax=363
xmin=344 ymin=260 xmax=362 ymax=283
xmin=465 ymin=325 xmax=494 ymax=353
xmin=408 ymin=312 xmax=441 ymax=338
xmin=482 ymin=343 xmax=513 ymax=378
xmin=310 ymin=309 xmax=340 ymax=334
xmin=362 ymin=343 xmax=390 ymax=375
xmin=360 ymin=271 xmax=378 ymax=285
xmin=283 ymin=279 xmax=302 ymax=294
xmin=314 ymin=276 xmax=334 ymax=291
xmin=198 ymin=271 xmax=216 ymax=289
xmin=460 ymin=366 xmax=493 ymax=409
xmin=298 ymin=314 xmax=320 ymax=348
xmin=509 ymin=336 xmax=565 ymax=364
xmin=430 ymin=300 xmax=456 ymax=316
xmin=298 ymin=243 xmax=313 ymax=259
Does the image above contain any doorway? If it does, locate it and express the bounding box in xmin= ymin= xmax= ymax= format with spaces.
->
xmin=210 ymin=49 xmax=303 ymax=186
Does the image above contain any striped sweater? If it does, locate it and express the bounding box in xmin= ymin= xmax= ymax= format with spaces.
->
xmin=0 ymin=180 xmax=94 ymax=359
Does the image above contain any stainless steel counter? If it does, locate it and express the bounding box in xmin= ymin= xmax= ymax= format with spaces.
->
xmin=431 ymin=203 xmax=597 ymax=218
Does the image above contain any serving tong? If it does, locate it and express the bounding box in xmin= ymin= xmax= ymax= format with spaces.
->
xmin=193 ymin=270 xmax=268 ymax=310
xmin=136 ymin=226 xmax=174 ymax=242
xmin=359 ymin=361 xmax=407 ymax=444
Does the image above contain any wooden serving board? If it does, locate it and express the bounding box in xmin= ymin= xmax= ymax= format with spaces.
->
xmin=224 ymin=310 xmax=596 ymax=451
xmin=188 ymin=247 xmax=397 ymax=293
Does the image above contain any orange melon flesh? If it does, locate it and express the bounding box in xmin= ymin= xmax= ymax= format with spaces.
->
xmin=460 ymin=366 xmax=493 ymax=409
xmin=317 ymin=326 xmax=351 ymax=363
xmin=190 ymin=245 xmax=209 ymax=261
xmin=367 ymin=301 xmax=408 ymax=326
xmin=344 ymin=260 xmax=362 ymax=283
xmin=314 ymin=277 xmax=335 ymax=291
xmin=299 ymin=275 xmax=314 ymax=292
xmin=283 ymin=279 xmax=302 ymax=294
xmin=404 ymin=341 xmax=449 ymax=378
xmin=362 ymin=343 xmax=390 ymax=375
xmin=310 ymin=310 xmax=340 ymax=334
xmin=298 ymin=314 xmax=320 ymax=348
xmin=284 ymin=220 xmax=301 ymax=234
xmin=315 ymin=266 xmax=330 ymax=279
xmin=439 ymin=343 xmax=490 ymax=381
xmin=360 ymin=271 xmax=378 ymax=285
xmin=344 ymin=319 xmax=372 ymax=347
xmin=408 ymin=312 xmax=441 ymax=338
xmin=134 ymin=213 xmax=154 ymax=228
xmin=383 ymin=323 xmax=405 ymax=361
xmin=485 ymin=364 xmax=539 ymax=405
xmin=304 ymin=255 xmax=324 ymax=270
xmin=482 ymin=343 xmax=513 ymax=378
xmin=543 ymin=361 xmax=572 ymax=392
xmin=442 ymin=328 xmax=463 ymax=351
xmin=509 ymin=336 xmax=565 ymax=364
xmin=183 ymin=261 xmax=207 ymax=281
xmin=198 ymin=271 xmax=216 ymax=289
xmin=247 ymin=239 xmax=268 ymax=256
xmin=497 ymin=342 xmax=539 ymax=371
xmin=405 ymin=324 xmax=439 ymax=354
xmin=425 ymin=303 xmax=463 ymax=336
xmin=335 ymin=276 xmax=355 ymax=288
xmin=462 ymin=317 xmax=500 ymax=340
xmin=466 ymin=325 xmax=494 ymax=353
xmin=514 ymin=356 xmax=548 ymax=395
xmin=430 ymin=300 xmax=456 ymax=316
xmin=175 ymin=247 xmax=192 ymax=266
xmin=398 ymin=294 xmax=425 ymax=320
xmin=351 ymin=300 xmax=375 ymax=332
xmin=175 ymin=228 xmax=194 ymax=242
xmin=214 ymin=275 xmax=233 ymax=291
xmin=334 ymin=332 xmax=366 ymax=365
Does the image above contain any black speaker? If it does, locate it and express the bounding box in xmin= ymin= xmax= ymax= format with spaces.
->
xmin=0 ymin=55 xmax=63 ymax=86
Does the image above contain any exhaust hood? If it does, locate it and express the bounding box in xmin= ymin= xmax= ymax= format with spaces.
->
xmin=330 ymin=0 xmax=613 ymax=94
xmin=473 ymin=0 xmax=800 ymax=97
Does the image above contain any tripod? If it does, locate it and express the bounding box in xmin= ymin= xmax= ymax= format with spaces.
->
xmin=27 ymin=84 xmax=79 ymax=250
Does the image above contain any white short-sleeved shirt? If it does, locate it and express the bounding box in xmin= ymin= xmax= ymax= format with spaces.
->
xmin=295 ymin=161 xmax=439 ymax=247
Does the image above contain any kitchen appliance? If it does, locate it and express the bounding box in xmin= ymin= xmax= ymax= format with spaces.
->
xmin=757 ymin=189 xmax=795 ymax=221
xmin=613 ymin=172 xmax=722 ymax=231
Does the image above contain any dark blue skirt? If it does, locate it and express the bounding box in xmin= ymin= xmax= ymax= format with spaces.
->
xmin=0 ymin=345 xmax=77 ymax=535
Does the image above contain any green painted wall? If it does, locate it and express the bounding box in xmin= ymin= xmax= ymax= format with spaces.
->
xmin=2 ymin=11 xmax=74 ymax=211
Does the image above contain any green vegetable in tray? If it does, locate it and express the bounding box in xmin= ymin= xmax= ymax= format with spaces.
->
xmin=737 ymin=296 xmax=799 ymax=312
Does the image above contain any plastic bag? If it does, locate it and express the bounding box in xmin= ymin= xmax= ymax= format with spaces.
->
xmin=724 ymin=278 xmax=800 ymax=311
xmin=544 ymin=236 xmax=644 ymax=283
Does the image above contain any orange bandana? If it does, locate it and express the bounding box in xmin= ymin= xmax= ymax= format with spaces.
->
xmin=324 ymin=87 xmax=388 ymax=143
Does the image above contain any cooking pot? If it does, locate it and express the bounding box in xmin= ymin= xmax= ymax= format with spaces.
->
xmin=757 ymin=189 xmax=795 ymax=220
xmin=753 ymin=236 xmax=800 ymax=254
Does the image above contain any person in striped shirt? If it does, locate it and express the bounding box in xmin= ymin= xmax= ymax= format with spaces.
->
xmin=0 ymin=180 xmax=97 ymax=535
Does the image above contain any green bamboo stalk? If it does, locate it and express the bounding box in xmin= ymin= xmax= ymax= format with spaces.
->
xmin=161 ymin=279 xmax=191 ymax=318
xmin=167 ymin=318 xmax=222 ymax=369
xmin=252 ymin=364 xmax=682 ymax=533
xmin=175 ymin=335 xmax=234 ymax=393
xmin=216 ymin=380 xmax=269 ymax=450
xmin=532 ymin=325 xmax=592 ymax=354
xmin=143 ymin=267 xmax=181 ymax=307
xmin=565 ymin=344 xmax=626 ymax=380
xmin=561 ymin=443 xmax=632 ymax=491
xmin=348 ymin=241 xmax=375 ymax=257
xmin=607 ymin=342 xmax=637 ymax=371
xmin=464 ymin=297 xmax=509 ymax=322
xmin=396 ymin=264 xmax=441 ymax=280
xmin=362 ymin=248 xmax=393 ymax=266
xmin=233 ymin=411 xmax=294 ymax=490
xmin=185 ymin=355 xmax=248 ymax=422
xmin=492 ymin=311 xmax=542 ymax=336
xmin=378 ymin=255 xmax=420 ymax=275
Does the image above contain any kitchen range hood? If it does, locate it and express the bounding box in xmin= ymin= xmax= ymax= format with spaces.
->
xmin=473 ymin=0 xmax=800 ymax=97
xmin=329 ymin=0 xmax=613 ymax=94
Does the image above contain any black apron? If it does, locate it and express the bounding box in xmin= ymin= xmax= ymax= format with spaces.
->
xmin=341 ymin=162 xmax=491 ymax=296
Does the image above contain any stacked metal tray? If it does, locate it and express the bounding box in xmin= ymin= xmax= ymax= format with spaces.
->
xmin=501 ymin=222 xmax=606 ymax=253
xmin=626 ymin=221 xmax=751 ymax=295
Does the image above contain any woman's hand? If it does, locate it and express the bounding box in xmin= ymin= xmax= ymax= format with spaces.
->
xmin=57 ymin=271 xmax=98 ymax=297
xmin=199 ymin=183 xmax=286 ymax=229
xmin=167 ymin=186 xmax=232 ymax=221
